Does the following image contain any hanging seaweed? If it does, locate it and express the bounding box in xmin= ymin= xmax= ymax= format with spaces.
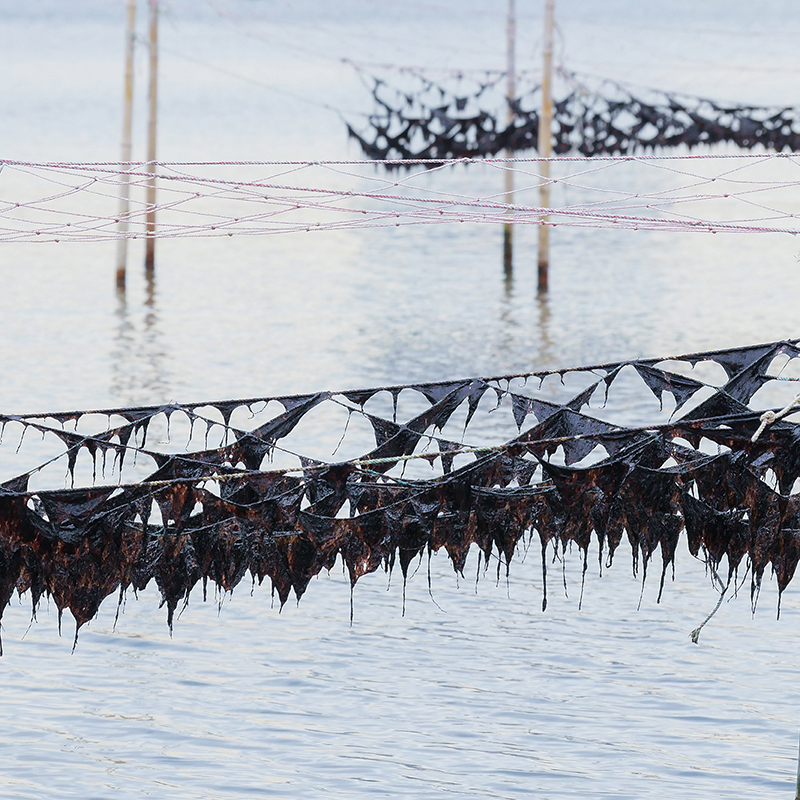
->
xmin=2 ymin=339 xmax=800 ymax=650
xmin=345 ymin=66 xmax=800 ymax=165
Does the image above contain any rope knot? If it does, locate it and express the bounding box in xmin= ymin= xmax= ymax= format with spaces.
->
xmin=751 ymin=393 xmax=800 ymax=442
xmin=751 ymin=411 xmax=776 ymax=443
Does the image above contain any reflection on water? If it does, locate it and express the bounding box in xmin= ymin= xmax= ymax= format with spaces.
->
xmin=497 ymin=239 xmax=555 ymax=373
xmin=110 ymin=268 xmax=170 ymax=406
xmin=497 ymin=260 xmax=518 ymax=361
xmin=536 ymin=289 xmax=554 ymax=367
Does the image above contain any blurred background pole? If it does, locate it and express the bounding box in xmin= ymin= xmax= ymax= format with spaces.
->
xmin=502 ymin=0 xmax=516 ymax=279
xmin=537 ymin=0 xmax=554 ymax=292
xmin=144 ymin=0 xmax=159 ymax=274
xmin=116 ymin=0 xmax=137 ymax=294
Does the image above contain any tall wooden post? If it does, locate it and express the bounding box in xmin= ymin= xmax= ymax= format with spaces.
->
xmin=502 ymin=0 xmax=516 ymax=278
xmin=116 ymin=0 xmax=137 ymax=293
xmin=795 ymin=732 xmax=800 ymax=800
xmin=537 ymin=0 xmax=554 ymax=292
xmin=144 ymin=0 xmax=159 ymax=273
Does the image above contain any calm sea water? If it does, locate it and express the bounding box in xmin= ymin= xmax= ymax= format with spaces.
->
xmin=2 ymin=2 xmax=800 ymax=798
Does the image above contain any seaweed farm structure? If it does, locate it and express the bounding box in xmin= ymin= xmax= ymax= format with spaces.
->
xmin=1 ymin=340 xmax=800 ymax=650
xmin=346 ymin=66 xmax=800 ymax=165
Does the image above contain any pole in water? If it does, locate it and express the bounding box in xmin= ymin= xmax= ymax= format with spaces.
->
xmin=537 ymin=0 xmax=554 ymax=293
xmin=795 ymin=731 xmax=800 ymax=800
xmin=144 ymin=0 xmax=159 ymax=274
xmin=503 ymin=0 xmax=516 ymax=279
xmin=116 ymin=0 xmax=137 ymax=294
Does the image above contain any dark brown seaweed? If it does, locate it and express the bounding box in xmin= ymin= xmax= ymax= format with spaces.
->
xmin=1 ymin=339 xmax=800 ymax=649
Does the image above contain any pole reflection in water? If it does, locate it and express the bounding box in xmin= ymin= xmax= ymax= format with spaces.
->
xmin=536 ymin=288 xmax=553 ymax=367
xmin=498 ymin=238 xmax=553 ymax=370
xmin=503 ymin=224 xmax=513 ymax=282
xmin=498 ymin=254 xmax=517 ymax=358
xmin=111 ymin=267 xmax=170 ymax=407
xmin=503 ymin=237 xmax=514 ymax=297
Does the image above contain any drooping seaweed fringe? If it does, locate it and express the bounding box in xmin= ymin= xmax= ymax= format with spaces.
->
xmin=347 ymin=67 xmax=800 ymax=164
xmin=2 ymin=339 xmax=800 ymax=649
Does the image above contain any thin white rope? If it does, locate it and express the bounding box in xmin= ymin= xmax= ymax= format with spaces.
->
xmin=2 ymin=153 xmax=800 ymax=243
xmin=750 ymin=393 xmax=800 ymax=442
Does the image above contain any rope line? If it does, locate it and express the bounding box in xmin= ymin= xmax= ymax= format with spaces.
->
xmin=2 ymin=153 xmax=800 ymax=242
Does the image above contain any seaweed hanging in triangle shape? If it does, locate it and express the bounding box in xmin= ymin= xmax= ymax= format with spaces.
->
xmin=0 ymin=339 xmax=799 ymax=649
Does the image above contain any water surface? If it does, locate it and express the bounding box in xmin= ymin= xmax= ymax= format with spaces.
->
xmin=1 ymin=3 xmax=799 ymax=798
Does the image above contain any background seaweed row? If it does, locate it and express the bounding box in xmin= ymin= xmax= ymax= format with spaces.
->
xmin=347 ymin=68 xmax=800 ymax=163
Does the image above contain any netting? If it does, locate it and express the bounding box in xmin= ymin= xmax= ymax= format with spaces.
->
xmin=2 ymin=340 xmax=800 ymax=650
xmin=347 ymin=66 xmax=800 ymax=162
xmin=3 ymin=153 xmax=800 ymax=243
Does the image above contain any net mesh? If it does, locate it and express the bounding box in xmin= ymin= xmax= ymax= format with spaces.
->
xmin=3 ymin=153 xmax=800 ymax=243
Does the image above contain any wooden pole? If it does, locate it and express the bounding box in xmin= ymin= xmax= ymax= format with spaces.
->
xmin=116 ymin=0 xmax=137 ymax=293
xmin=144 ymin=0 xmax=159 ymax=273
xmin=537 ymin=0 xmax=554 ymax=292
xmin=502 ymin=0 xmax=516 ymax=278
xmin=795 ymin=732 xmax=800 ymax=800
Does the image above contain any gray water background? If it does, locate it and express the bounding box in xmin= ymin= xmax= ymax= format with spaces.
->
xmin=2 ymin=1 xmax=800 ymax=797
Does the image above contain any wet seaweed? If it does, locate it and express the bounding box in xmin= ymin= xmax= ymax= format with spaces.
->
xmin=1 ymin=340 xmax=800 ymax=649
